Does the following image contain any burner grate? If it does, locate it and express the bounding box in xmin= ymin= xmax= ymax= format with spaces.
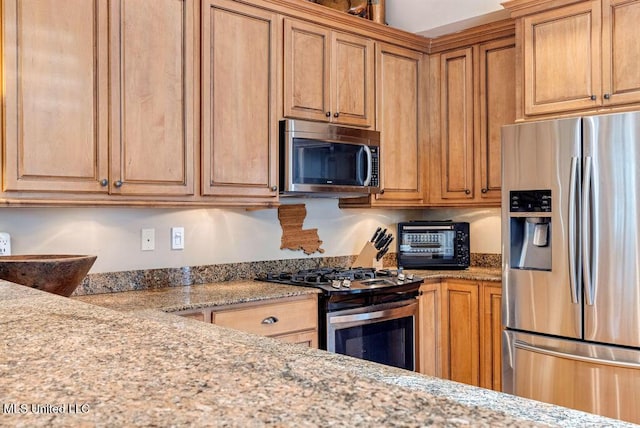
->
xmin=264 ymin=267 xmax=377 ymax=285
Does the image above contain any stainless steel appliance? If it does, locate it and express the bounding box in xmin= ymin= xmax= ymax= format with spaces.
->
xmin=501 ymin=112 xmax=640 ymax=424
xmin=397 ymin=221 xmax=470 ymax=270
xmin=279 ymin=119 xmax=381 ymax=197
xmin=258 ymin=267 xmax=422 ymax=371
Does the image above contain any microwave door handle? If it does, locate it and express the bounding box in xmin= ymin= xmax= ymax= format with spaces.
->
xmin=362 ymin=145 xmax=372 ymax=186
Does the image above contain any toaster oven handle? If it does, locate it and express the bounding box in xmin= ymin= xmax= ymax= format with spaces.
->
xmin=362 ymin=145 xmax=372 ymax=186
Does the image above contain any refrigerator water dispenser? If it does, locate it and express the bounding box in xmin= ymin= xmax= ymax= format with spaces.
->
xmin=509 ymin=190 xmax=552 ymax=271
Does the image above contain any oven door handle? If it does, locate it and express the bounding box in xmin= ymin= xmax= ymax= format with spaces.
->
xmin=329 ymin=302 xmax=416 ymax=325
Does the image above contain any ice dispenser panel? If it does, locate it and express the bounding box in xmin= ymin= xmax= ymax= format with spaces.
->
xmin=510 ymin=190 xmax=552 ymax=271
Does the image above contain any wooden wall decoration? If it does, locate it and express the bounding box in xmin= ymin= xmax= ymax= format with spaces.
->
xmin=278 ymin=204 xmax=325 ymax=255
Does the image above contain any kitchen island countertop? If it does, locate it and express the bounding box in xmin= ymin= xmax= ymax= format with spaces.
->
xmin=2 ymin=279 xmax=633 ymax=427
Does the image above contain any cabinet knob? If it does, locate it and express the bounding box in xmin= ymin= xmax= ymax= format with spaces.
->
xmin=271 ymin=185 xmax=277 ymax=191
xmin=481 ymin=188 xmax=488 ymax=194
xmin=99 ymin=179 xmax=108 ymax=187
xmin=465 ymin=189 xmax=471 ymax=195
xmin=604 ymin=93 xmax=611 ymax=100
xmin=114 ymin=180 xmax=123 ymax=188
xmin=380 ymin=189 xmax=385 ymax=194
xmin=333 ymin=112 xmax=339 ymax=118
xmin=325 ymin=111 xmax=331 ymax=117
xmin=261 ymin=316 xmax=279 ymax=325
xmin=590 ymin=95 xmax=597 ymax=101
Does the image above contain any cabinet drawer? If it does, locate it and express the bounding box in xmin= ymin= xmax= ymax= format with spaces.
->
xmin=212 ymin=297 xmax=317 ymax=337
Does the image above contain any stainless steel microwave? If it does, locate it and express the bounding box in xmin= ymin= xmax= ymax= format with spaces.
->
xmin=279 ymin=119 xmax=381 ymax=197
xmin=397 ymin=221 xmax=470 ymax=270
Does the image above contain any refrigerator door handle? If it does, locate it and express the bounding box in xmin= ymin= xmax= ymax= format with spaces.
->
xmin=568 ymin=156 xmax=580 ymax=304
xmin=582 ymin=156 xmax=596 ymax=306
xmin=514 ymin=340 xmax=640 ymax=370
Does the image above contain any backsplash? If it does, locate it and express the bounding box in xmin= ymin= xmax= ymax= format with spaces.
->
xmin=73 ymin=253 xmax=500 ymax=296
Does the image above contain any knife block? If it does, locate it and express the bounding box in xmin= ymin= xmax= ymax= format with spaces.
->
xmin=352 ymin=242 xmax=383 ymax=269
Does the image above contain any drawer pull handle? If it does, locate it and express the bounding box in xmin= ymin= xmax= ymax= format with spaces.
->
xmin=261 ymin=316 xmax=279 ymax=325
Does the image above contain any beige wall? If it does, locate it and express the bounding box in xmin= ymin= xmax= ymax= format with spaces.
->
xmin=0 ymin=200 xmax=500 ymax=274
xmin=386 ymin=0 xmax=503 ymax=33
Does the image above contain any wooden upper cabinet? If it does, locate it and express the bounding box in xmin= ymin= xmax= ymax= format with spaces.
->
xmin=109 ymin=0 xmax=197 ymax=196
xmin=507 ymin=0 xmax=640 ymax=117
xmin=439 ymin=47 xmax=475 ymax=201
xmin=2 ymin=0 xmax=197 ymax=197
xmin=283 ymin=19 xmax=330 ymax=123
xmin=373 ymin=43 xmax=425 ymax=205
xmin=201 ymin=0 xmax=278 ymax=198
xmin=284 ymin=18 xmax=375 ymax=128
xmin=521 ymin=1 xmax=601 ymax=116
xmin=2 ymin=0 xmax=109 ymax=193
xmin=602 ymin=0 xmax=640 ymax=106
xmin=428 ymin=23 xmax=515 ymax=207
xmin=332 ymin=31 xmax=375 ymax=127
xmin=479 ymin=38 xmax=516 ymax=202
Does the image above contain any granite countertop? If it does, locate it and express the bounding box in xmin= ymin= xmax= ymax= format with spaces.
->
xmin=73 ymin=267 xmax=501 ymax=313
xmin=1 ymin=280 xmax=633 ymax=427
xmin=73 ymin=280 xmax=320 ymax=313
xmin=410 ymin=267 xmax=502 ymax=282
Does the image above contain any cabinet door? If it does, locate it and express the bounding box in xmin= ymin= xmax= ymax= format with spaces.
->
xmin=478 ymin=38 xmax=516 ymax=202
xmin=418 ymin=282 xmax=441 ymax=377
xmin=283 ymin=19 xmax=331 ymax=122
xmin=480 ymin=282 xmax=502 ymax=391
xmin=441 ymin=280 xmax=480 ymax=386
xmin=602 ymin=0 xmax=640 ymax=106
xmin=332 ymin=31 xmax=375 ymax=128
xmin=439 ymin=47 xmax=474 ymax=200
xmin=522 ymin=1 xmax=601 ymax=115
xmin=109 ymin=0 xmax=196 ymax=196
xmin=2 ymin=0 xmax=109 ymax=193
xmin=201 ymin=0 xmax=278 ymax=198
xmin=374 ymin=43 xmax=425 ymax=204
xmin=274 ymin=330 xmax=318 ymax=348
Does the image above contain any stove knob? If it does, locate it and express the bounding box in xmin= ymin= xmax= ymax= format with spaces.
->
xmin=406 ymin=273 xmax=414 ymax=280
xmin=397 ymin=272 xmax=406 ymax=281
xmin=331 ymin=280 xmax=342 ymax=289
xmin=342 ymin=279 xmax=352 ymax=288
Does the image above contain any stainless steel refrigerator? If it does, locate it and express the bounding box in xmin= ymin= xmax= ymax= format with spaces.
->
xmin=501 ymin=111 xmax=640 ymax=424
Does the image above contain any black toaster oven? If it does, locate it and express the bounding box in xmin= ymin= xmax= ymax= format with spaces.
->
xmin=397 ymin=221 xmax=470 ymax=270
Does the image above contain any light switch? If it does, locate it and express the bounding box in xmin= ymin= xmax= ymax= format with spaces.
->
xmin=171 ymin=227 xmax=184 ymax=250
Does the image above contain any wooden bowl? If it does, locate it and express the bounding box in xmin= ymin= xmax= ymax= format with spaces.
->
xmin=0 ymin=255 xmax=97 ymax=297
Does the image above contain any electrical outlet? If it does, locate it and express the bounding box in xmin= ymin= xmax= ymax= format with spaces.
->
xmin=141 ymin=228 xmax=155 ymax=251
xmin=171 ymin=227 xmax=184 ymax=250
xmin=0 ymin=232 xmax=11 ymax=256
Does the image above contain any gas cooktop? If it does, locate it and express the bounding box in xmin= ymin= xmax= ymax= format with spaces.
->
xmin=257 ymin=267 xmax=422 ymax=294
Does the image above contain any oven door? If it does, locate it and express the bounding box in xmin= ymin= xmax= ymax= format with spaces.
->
xmin=326 ymin=299 xmax=417 ymax=371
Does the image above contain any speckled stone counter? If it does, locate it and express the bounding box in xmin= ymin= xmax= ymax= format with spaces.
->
xmin=73 ymin=280 xmax=320 ymax=313
xmin=410 ymin=267 xmax=502 ymax=283
xmin=2 ymin=281 xmax=633 ymax=427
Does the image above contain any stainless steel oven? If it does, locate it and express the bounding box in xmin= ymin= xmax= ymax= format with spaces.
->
xmin=327 ymin=299 xmax=417 ymax=371
xmin=257 ymin=267 xmax=423 ymax=371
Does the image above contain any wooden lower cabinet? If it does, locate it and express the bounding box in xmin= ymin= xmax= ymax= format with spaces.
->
xmin=176 ymin=294 xmax=318 ymax=348
xmin=441 ymin=280 xmax=480 ymax=385
xmin=480 ymin=283 xmax=503 ymax=390
xmin=417 ymin=280 xmax=441 ymax=377
xmin=418 ymin=279 xmax=502 ymax=391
